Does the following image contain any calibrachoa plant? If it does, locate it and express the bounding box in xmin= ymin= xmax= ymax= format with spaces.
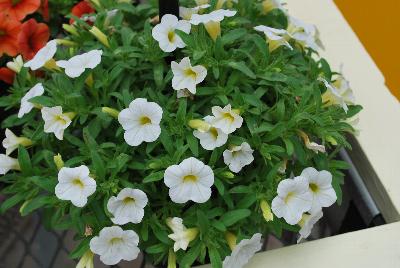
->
xmin=0 ymin=0 xmax=361 ymax=267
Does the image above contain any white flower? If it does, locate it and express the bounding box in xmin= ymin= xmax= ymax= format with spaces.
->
xmin=6 ymin=55 xmax=24 ymax=73
xmin=287 ymin=16 xmax=322 ymax=51
xmin=2 ymin=129 xmax=32 ymax=155
xmin=180 ymin=4 xmax=210 ymax=20
xmin=90 ymin=226 xmax=140 ymax=265
xmin=171 ymin=57 xmax=207 ymax=94
xmin=190 ymin=9 xmax=237 ymax=41
xmin=56 ymin=49 xmax=103 ymax=78
xmin=301 ymin=167 xmax=337 ymax=213
xmin=18 ymin=83 xmax=45 ymax=118
xmin=107 ymin=188 xmax=148 ymax=225
xmin=319 ymin=77 xmax=355 ymax=113
xmin=118 ymin=98 xmax=163 ymax=146
xmin=306 ymin=141 xmax=326 ymax=154
xmin=271 ymin=176 xmax=313 ymax=225
xmin=0 ymin=154 xmax=20 ymax=175
xmin=254 ymin=25 xmax=292 ymax=51
xmin=55 ymin=165 xmax=96 ymax=207
xmin=164 ymin=157 xmax=214 ymax=203
xmin=297 ymin=210 xmax=323 ymax=243
xmin=222 ymin=233 xmax=263 ymax=268
xmin=190 ymin=9 xmax=237 ymax=25
xmin=167 ymin=217 xmax=199 ymax=252
xmin=193 ymin=116 xmax=228 ymax=150
xmin=41 ymin=106 xmax=73 ymax=140
xmin=152 ymin=14 xmax=191 ymax=52
xmin=24 ymin=40 xmax=57 ymax=70
xmin=223 ymin=142 xmax=254 ymax=173
xmin=211 ymin=104 xmax=243 ymax=134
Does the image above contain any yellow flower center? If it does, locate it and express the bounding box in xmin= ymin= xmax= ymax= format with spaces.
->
xmin=184 ymin=68 xmax=197 ymax=80
xmin=309 ymin=183 xmax=319 ymax=193
xmin=284 ymin=192 xmax=294 ymax=204
xmin=0 ymin=30 xmax=5 ymax=36
xmin=72 ymin=179 xmax=84 ymax=189
xmin=223 ymin=112 xmax=235 ymax=123
xmin=55 ymin=115 xmax=67 ymax=125
xmin=122 ymin=197 xmax=135 ymax=204
xmin=168 ymin=30 xmax=176 ymax=42
xmin=209 ymin=127 xmax=218 ymax=140
xmin=183 ymin=174 xmax=198 ymax=182
xmin=109 ymin=237 xmax=123 ymax=245
xmin=139 ymin=116 xmax=151 ymax=125
xmin=11 ymin=0 xmax=20 ymax=6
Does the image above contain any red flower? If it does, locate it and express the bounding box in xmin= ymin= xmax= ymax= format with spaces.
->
xmin=70 ymin=0 xmax=95 ymax=24
xmin=0 ymin=13 xmax=21 ymax=57
xmin=18 ymin=18 xmax=49 ymax=60
xmin=0 ymin=68 xmax=15 ymax=84
xmin=0 ymin=0 xmax=41 ymax=21
xmin=39 ymin=0 xmax=49 ymax=21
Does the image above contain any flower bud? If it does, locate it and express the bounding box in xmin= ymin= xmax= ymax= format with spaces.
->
xmin=221 ymin=171 xmax=235 ymax=179
xmin=54 ymin=154 xmax=64 ymax=171
xmin=101 ymin=107 xmax=120 ymax=119
xmin=204 ymin=21 xmax=221 ymax=41
xmin=225 ymin=231 xmax=237 ymax=250
xmin=6 ymin=55 xmax=24 ymax=73
xmin=188 ymin=119 xmax=211 ymax=132
xmin=56 ymin=39 xmax=77 ymax=47
xmin=89 ymin=26 xmax=110 ymax=48
xmin=260 ymin=199 xmax=274 ymax=222
xmin=76 ymin=250 xmax=94 ymax=268
xmin=62 ymin=24 xmax=79 ymax=36
xmin=168 ymin=249 xmax=176 ymax=268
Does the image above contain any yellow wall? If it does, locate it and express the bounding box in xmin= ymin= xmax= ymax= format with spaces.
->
xmin=334 ymin=0 xmax=400 ymax=100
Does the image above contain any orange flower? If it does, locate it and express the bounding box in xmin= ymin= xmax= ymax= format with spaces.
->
xmin=0 ymin=67 xmax=15 ymax=84
xmin=0 ymin=0 xmax=41 ymax=21
xmin=38 ymin=0 xmax=49 ymax=21
xmin=70 ymin=0 xmax=95 ymax=24
xmin=18 ymin=18 xmax=49 ymax=60
xmin=0 ymin=13 xmax=21 ymax=57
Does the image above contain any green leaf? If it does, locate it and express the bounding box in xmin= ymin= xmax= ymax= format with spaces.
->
xmin=227 ymin=61 xmax=256 ymax=79
xmin=197 ymin=210 xmax=210 ymax=235
xmin=153 ymin=62 xmax=164 ymax=88
xmin=0 ymin=192 xmax=25 ymax=214
xmin=180 ymin=242 xmax=202 ymax=268
xmin=176 ymin=98 xmax=187 ymax=123
xmin=220 ymin=209 xmax=251 ymax=227
xmin=69 ymin=238 xmax=90 ymax=259
xmin=283 ymin=137 xmax=294 ymax=156
xmin=208 ymin=246 xmax=222 ymax=268
xmin=214 ymin=178 xmax=225 ymax=195
xmin=221 ymin=28 xmax=247 ymax=45
xmin=146 ymin=243 xmax=167 ymax=254
xmin=28 ymin=96 xmax=55 ymax=107
xmin=90 ymin=149 xmax=105 ymax=180
xmin=211 ymin=220 xmax=226 ymax=232
xmin=30 ymin=176 xmax=56 ymax=193
xmin=160 ymin=129 xmax=174 ymax=155
xmin=143 ymin=170 xmax=164 ymax=183
xmin=18 ymin=146 xmax=32 ymax=175
xmin=20 ymin=195 xmax=54 ymax=216
xmin=186 ymin=133 xmax=199 ymax=157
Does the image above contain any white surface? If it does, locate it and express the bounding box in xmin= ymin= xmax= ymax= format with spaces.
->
xmin=198 ymin=1 xmax=400 ymax=267
xmin=287 ymin=0 xmax=400 ymax=220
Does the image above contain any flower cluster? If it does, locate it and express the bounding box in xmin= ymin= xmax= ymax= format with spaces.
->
xmin=0 ymin=0 xmax=361 ymax=267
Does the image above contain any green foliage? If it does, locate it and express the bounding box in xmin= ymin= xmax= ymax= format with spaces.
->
xmin=0 ymin=0 xmax=361 ymax=266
